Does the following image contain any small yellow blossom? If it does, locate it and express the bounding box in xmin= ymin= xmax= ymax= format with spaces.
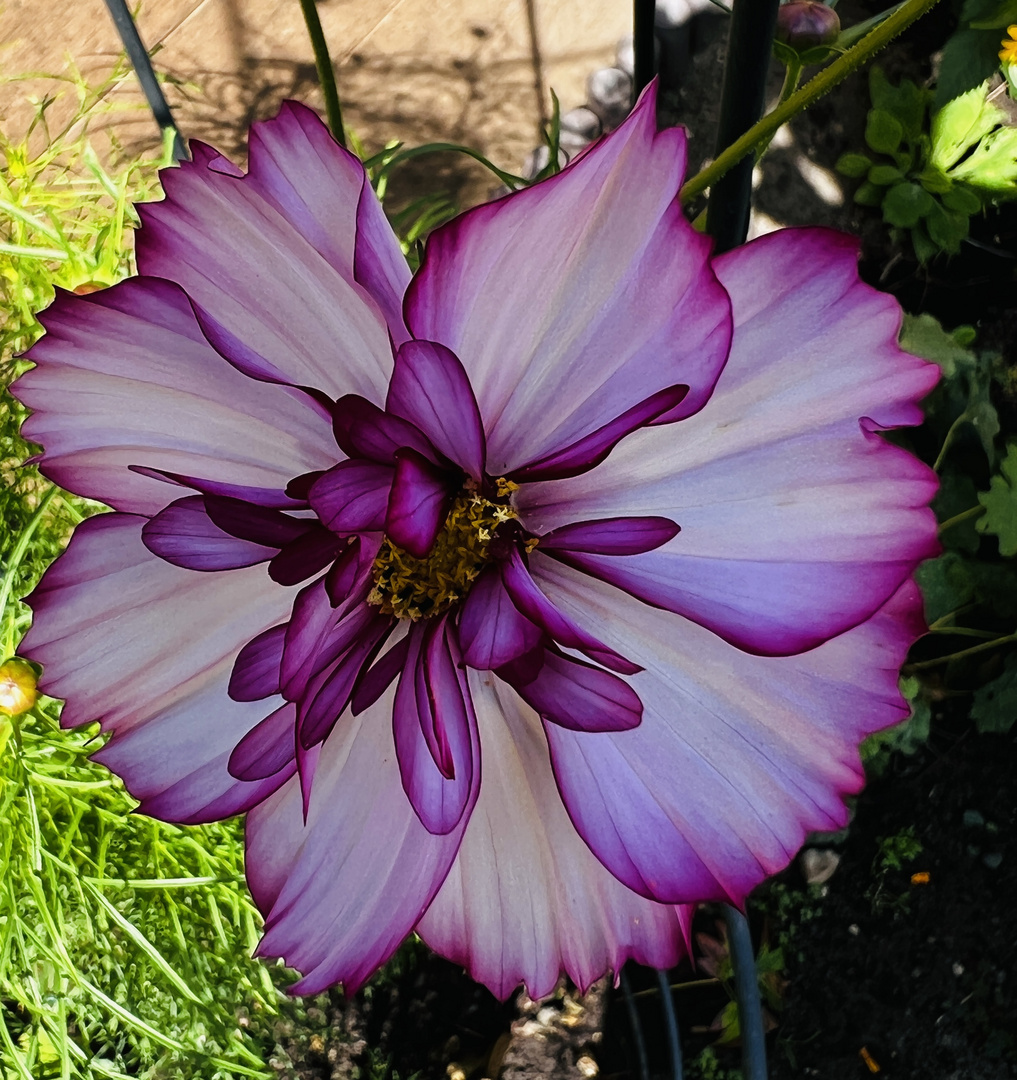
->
xmin=0 ymin=658 xmax=38 ymax=717
xmin=999 ymin=25 xmax=1017 ymax=64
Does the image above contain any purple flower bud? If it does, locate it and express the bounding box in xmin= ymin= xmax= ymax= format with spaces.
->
xmin=776 ymin=1 xmax=840 ymax=49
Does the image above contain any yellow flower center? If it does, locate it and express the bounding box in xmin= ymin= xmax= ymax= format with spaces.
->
xmin=368 ymin=482 xmax=519 ymax=620
xmin=1000 ymin=24 xmax=1017 ymax=64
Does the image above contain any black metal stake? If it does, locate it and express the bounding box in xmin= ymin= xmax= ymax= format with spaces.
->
xmin=704 ymin=0 xmax=781 ymax=252
xmin=633 ymin=0 xmax=657 ymax=97
xmin=101 ymin=0 xmax=188 ymax=161
xmin=724 ymin=905 xmax=768 ymax=1080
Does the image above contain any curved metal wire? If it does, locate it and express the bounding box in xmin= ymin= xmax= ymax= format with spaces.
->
xmin=656 ymin=968 xmax=684 ymax=1080
xmin=620 ymin=967 xmax=651 ymax=1080
xmin=724 ymin=906 xmax=768 ymax=1080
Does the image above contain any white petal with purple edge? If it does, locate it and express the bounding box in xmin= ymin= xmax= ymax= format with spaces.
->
xmin=20 ymin=513 xmax=300 ymax=823
xmin=15 ymin=279 xmax=336 ymax=516
xmin=137 ymin=117 xmax=396 ymax=401
xmin=417 ymin=673 xmax=691 ymax=1000
xmin=519 ymin=227 xmax=939 ymax=656
xmin=531 ymin=560 xmax=924 ymax=906
xmin=406 ymin=83 xmax=731 ymax=475
xmin=246 ymin=682 xmax=478 ymax=995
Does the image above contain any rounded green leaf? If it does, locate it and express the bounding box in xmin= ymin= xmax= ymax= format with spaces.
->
xmin=868 ymin=163 xmax=906 ymax=185
xmin=882 ymin=181 xmax=934 ymax=227
xmin=836 ymin=152 xmax=873 ymax=178
xmin=866 ymin=109 xmax=904 ymax=154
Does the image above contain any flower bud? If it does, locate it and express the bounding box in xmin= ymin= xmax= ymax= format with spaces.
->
xmin=0 ymin=658 xmax=38 ymax=717
xmin=776 ymin=2 xmax=841 ymax=50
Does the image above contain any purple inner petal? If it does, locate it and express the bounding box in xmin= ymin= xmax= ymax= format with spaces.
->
xmin=500 ymin=549 xmax=641 ymax=675
xmin=457 ymin=566 xmax=544 ymax=670
xmin=387 ymin=340 xmax=486 ymax=479
xmin=308 ymin=459 xmax=393 ymax=533
xmin=129 ymin=464 xmax=300 ymax=509
xmin=506 ymin=384 xmax=689 ymax=483
xmin=269 ymin=527 xmax=344 ymax=586
xmin=538 ymin=515 xmax=680 ymax=556
xmin=227 ymin=702 xmax=297 ymax=781
xmin=204 ymin=495 xmax=312 ymax=547
xmin=331 ymin=395 xmax=436 ymax=464
xmin=351 ymin=635 xmax=410 ymax=715
xmin=229 ymin=623 xmax=287 ymax=702
xmin=499 ymin=646 xmax=643 ymax=733
xmin=385 ymin=449 xmax=456 ymax=559
xmin=142 ymin=495 xmax=277 ymax=570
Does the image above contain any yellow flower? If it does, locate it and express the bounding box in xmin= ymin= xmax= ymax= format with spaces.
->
xmin=999 ymin=24 xmax=1017 ymax=64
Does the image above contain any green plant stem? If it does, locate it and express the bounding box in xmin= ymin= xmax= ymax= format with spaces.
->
xmin=680 ymin=0 xmax=943 ymax=205
xmin=938 ymin=504 xmax=985 ymax=534
xmin=298 ymin=0 xmax=347 ymax=148
xmin=932 ymin=412 xmax=969 ymax=472
xmin=908 ymin=632 xmax=1017 ymax=670
xmin=0 ymin=486 xmax=57 ymax=657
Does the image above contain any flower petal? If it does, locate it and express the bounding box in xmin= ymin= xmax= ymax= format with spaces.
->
xmin=498 ymin=646 xmax=642 ymax=733
xmin=308 ymin=459 xmax=393 ymax=534
xmin=385 ymin=449 xmax=455 ymax=559
xmin=519 ymin=227 xmax=939 ymax=656
xmin=229 ymin=624 xmax=287 ymax=702
xmin=501 ymin=549 xmax=639 ymax=674
xmin=142 ymin=496 xmax=278 ymax=570
xmin=406 ymin=83 xmax=731 ymax=475
xmin=228 ymin=702 xmax=297 ymax=781
xmin=14 ymin=278 xmax=335 ymax=515
xmin=457 ymin=567 xmax=543 ymax=670
xmin=137 ymin=118 xmax=394 ymax=402
xmin=20 ymin=513 xmax=299 ymax=823
xmin=387 ymin=340 xmax=486 ymax=478
xmin=533 ymin=560 xmax=924 ymax=905
xmin=416 ymin=674 xmax=691 ymax=1000
xmin=393 ymin=620 xmax=477 ymax=834
xmin=538 ymin=516 xmax=680 ymax=555
xmin=246 ymin=681 xmax=477 ymax=995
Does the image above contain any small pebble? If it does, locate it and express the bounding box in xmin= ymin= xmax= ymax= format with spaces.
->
xmin=848 ymin=924 xmax=860 ymax=936
xmin=586 ymin=68 xmax=633 ymax=131
xmin=801 ymin=847 xmax=840 ymax=885
xmin=962 ymin=809 xmax=985 ymax=828
xmin=983 ymin=852 xmax=1003 ymax=869
xmin=952 ymin=962 xmax=965 ymax=976
xmin=577 ymin=1055 xmax=599 ymax=1078
xmin=561 ymin=106 xmax=601 ymax=139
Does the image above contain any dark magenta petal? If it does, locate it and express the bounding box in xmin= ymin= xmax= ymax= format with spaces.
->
xmin=354 ymin=179 xmax=412 ymax=345
xmin=268 ymin=527 xmax=344 ymax=586
xmin=142 ymin=496 xmax=277 ymax=570
xmin=281 ymin=585 xmax=377 ymax=698
xmin=539 ymin=516 xmax=680 ymax=556
xmin=387 ymin=340 xmax=486 ymax=479
xmin=298 ymin=617 xmax=393 ymax=749
xmin=331 ymin=395 xmax=436 ymax=465
xmin=393 ymin=620 xmax=476 ymax=835
xmin=500 ymin=549 xmax=641 ymax=675
xmin=229 ymin=624 xmax=287 ymax=702
xmin=227 ymin=703 xmax=297 ymax=781
xmin=457 ymin=567 xmax=543 ymax=670
xmin=507 ymin=384 xmax=688 ymax=483
xmin=204 ymin=495 xmax=311 ymax=547
xmin=351 ymin=635 xmax=410 ymax=715
xmin=128 ymin=464 xmax=300 ymax=509
xmin=324 ymin=535 xmax=380 ymax=607
xmin=499 ymin=647 xmax=642 ymax=733
xmin=308 ymin=459 xmax=393 ymax=533
xmin=385 ymin=449 xmax=455 ymax=559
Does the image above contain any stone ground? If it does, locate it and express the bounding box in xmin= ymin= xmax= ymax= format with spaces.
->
xmin=0 ymin=0 xmax=632 ymax=204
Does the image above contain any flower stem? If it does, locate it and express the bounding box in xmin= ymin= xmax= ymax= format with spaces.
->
xmin=656 ymin=967 xmax=684 ymax=1080
xmin=681 ymin=0 xmax=944 ymax=206
xmin=724 ymin=905 xmax=768 ymax=1080
xmin=704 ymin=0 xmax=782 ymax=252
xmin=298 ymin=0 xmax=347 ymax=148
xmin=938 ymin=504 xmax=985 ymax=535
xmin=908 ymin=632 xmax=1017 ymax=670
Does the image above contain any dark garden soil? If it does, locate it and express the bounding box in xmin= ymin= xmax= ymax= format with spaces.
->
xmin=254 ymin=5 xmax=1017 ymax=1078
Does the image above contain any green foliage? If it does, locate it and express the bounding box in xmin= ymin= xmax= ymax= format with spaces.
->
xmin=977 ymin=442 xmax=1017 ymax=554
xmin=936 ymin=0 xmax=1014 ymax=108
xmin=1 ymin=82 xmax=282 ymax=1080
xmin=837 ymin=66 xmax=1017 ymax=261
xmin=970 ymin=655 xmax=1017 ymax=732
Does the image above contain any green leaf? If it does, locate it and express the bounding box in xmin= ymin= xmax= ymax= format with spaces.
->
xmin=869 ymin=163 xmax=906 ymax=185
xmin=899 ymin=312 xmax=977 ymax=377
xmin=866 ymin=109 xmax=904 ymax=154
xmin=883 ymin=181 xmax=934 ymax=226
xmin=868 ymin=68 xmax=928 ymax=140
xmin=836 ymin=152 xmax=873 ymax=177
xmin=971 ymin=655 xmax=1017 ymax=733
xmin=853 ymin=181 xmax=885 ymax=207
xmin=942 ymin=184 xmax=984 ymax=213
xmin=968 ymin=0 xmax=1017 ymax=28
xmin=915 ymin=551 xmax=978 ymax=623
xmin=978 ymin=444 xmax=1017 ymax=553
xmin=911 ymin=222 xmax=939 ymax=267
xmin=935 ymin=29 xmax=1004 ymax=109
xmin=925 ymin=200 xmax=970 ymax=252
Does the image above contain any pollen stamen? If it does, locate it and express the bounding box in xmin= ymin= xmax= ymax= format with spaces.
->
xmin=369 ymin=487 xmax=517 ymax=620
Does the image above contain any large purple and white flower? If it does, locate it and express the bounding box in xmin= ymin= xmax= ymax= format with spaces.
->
xmin=15 ymin=84 xmax=938 ymax=999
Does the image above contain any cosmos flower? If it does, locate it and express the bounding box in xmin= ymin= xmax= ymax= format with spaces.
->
xmin=14 ymin=84 xmax=938 ymax=999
